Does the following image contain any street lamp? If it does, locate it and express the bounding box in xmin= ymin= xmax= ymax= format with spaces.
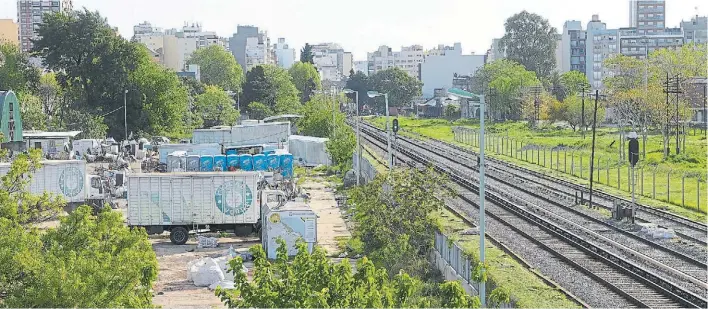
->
xmin=367 ymin=91 xmax=392 ymax=172
xmin=343 ymin=88 xmax=360 ymax=185
xmin=124 ymin=89 xmax=129 ymax=141
xmin=447 ymin=88 xmax=487 ymax=306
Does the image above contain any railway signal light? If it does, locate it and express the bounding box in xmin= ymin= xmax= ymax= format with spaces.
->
xmin=628 ymin=132 xmax=639 ymax=167
xmin=392 ymin=118 xmax=399 ymax=133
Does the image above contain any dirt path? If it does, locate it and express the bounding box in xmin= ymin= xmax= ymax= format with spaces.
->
xmin=300 ymin=178 xmax=351 ymax=255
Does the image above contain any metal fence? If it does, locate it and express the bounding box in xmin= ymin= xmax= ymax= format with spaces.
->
xmin=352 ymin=150 xmax=377 ymax=183
xmin=453 ymin=127 xmax=706 ymax=211
xmin=435 ymin=231 xmax=473 ymax=284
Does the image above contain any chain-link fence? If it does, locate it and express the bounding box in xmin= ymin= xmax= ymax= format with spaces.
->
xmin=453 ymin=127 xmax=706 ymax=212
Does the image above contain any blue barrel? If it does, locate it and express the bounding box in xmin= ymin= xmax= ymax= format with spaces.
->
xmin=253 ymin=154 xmax=267 ymax=171
xmin=213 ymin=155 xmax=226 ymax=171
xmin=267 ymin=153 xmax=280 ymax=171
xmin=186 ymin=155 xmax=200 ymax=172
xmin=239 ymin=154 xmax=253 ymax=171
xmin=280 ymin=153 xmax=293 ymax=177
xmin=226 ymin=155 xmax=239 ymax=171
xmin=225 ymin=149 xmax=237 ymax=156
xmin=199 ymin=155 xmax=214 ymax=172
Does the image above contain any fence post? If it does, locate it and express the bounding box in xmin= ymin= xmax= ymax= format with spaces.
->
xmin=580 ymin=155 xmax=584 ymax=178
xmin=698 ymin=177 xmax=701 ymax=210
xmin=640 ymin=166 xmax=644 ymax=196
xmin=667 ymin=170 xmax=671 ymax=202
xmin=653 ymin=167 xmax=657 ymax=199
xmin=682 ymin=173 xmax=686 ymax=207
xmin=564 ymin=150 xmax=567 ymax=173
xmin=596 ymin=157 xmax=600 ymax=182
xmin=537 ymin=147 xmax=541 ymax=166
xmin=571 ymin=152 xmax=575 ymax=176
xmin=543 ymin=147 xmax=547 ymax=167
xmin=617 ymin=165 xmax=621 ymax=189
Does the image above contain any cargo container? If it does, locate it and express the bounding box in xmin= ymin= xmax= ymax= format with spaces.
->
xmin=192 ymin=122 xmax=291 ymax=146
xmin=0 ymin=160 xmax=110 ymax=209
xmin=158 ymin=143 xmax=221 ymax=164
xmin=253 ymin=154 xmax=267 ymax=171
xmin=186 ymin=155 xmax=200 ymax=172
xmin=288 ymin=135 xmax=331 ymax=166
xmin=127 ymin=172 xmax=285 ymax=244
xmin=239 ymin=154 xmax=253 ymax=171
xmin=199 ymin=155 xmax=214 ymax=172
xmin=226 ymin=155 xmax=239 ymax=170
xmin=262 ymin=201 xmax=317 ymax=259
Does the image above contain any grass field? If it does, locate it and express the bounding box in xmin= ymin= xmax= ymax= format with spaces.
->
xmin=368 ymin=117 xmax=707 ymax=221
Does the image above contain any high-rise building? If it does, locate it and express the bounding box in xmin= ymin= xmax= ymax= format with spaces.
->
xmin=585 ymin=15 xmax=619 ymax=89
xmin=353 ymin=61 xmax=368 ymax=76
xmin=629 ymin=0 xmax=665 ymax=34
xmin=0 ymin=19 xmax=19 ymax=45
xmin=310 ymin=43 xmax=352 ymax=82
xmin=273 ymin=38 xmax=295 ymax=69
xmin=681 ymin=15 xmax=708 ymax=45
xmin=420 ymin=43 xmax=485 ymax=97
xmin=560 ymin=20 xmax=586 ymax=74
xmin=367 ymin=45 xmax=424 ymax=78
xmin=229 ymin=26 xmax=275 ymax=71
xmin=17 ymin=0 xmax=73 ymax=52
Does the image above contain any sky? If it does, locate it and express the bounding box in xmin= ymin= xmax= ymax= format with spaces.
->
xmin=1 ymin=0 xmax=705 ymax=60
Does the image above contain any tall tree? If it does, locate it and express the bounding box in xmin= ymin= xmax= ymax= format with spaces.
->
xmin=300 ymin=43 xmax=314 ymax=64
xmin=559 ymin=70 xmax=590 ymax=97
xmin=193 ymin=85 xmax=239 ymax=128
xmin=36 ymin=72 xmax=64 ymax=127
xmin=472 ymin=59 xmax=541 ymax=120
xmin=187 ymin=45 xmax=244 ymax=92
xmin=368 ymin=67 xmax=422 ymax=111
xmin=242 ymin=64 xmax=300 ymax=115
xmin=344 ymin=71 xmax=370 ymax=110
xmin=0 ymin=42 xmax=40 ymax=93
xmin=289 ymin=62 xmax=322 ymax=103
xmin=17 ymin=92 xmax=46 ymax=131
xmin=499 ymin=11 xmax=558 ymax=80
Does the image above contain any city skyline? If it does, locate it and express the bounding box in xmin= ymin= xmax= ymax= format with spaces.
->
xmin=1 ymin=0 xmax=705 ymax=60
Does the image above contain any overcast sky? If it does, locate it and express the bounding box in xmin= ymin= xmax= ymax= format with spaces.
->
xmin=1 ymin=0 xmax=705 ymax=60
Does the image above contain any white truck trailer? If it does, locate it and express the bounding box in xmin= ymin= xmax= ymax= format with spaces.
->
xmin=127 ymin=171 xmax=285 ymax=244
xmin=0 ymin=160 xmax=111 ymax=210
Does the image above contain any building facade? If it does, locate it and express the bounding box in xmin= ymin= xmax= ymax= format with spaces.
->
xmin=17 ymin=0 xmax=72 ymax=52
xmin=0 ymin=19 xmax=19 ymax=45
xmin=618 ymin=27 xmax=683 ymax=59
xmin=629 ymin=0 xmax=665 ymax=33
xmin=367 ymin=45 xmax=424 ymax=78
xmin=310 ymin=43 xmax=352 ymax=81
xmin=560 ymin=20 xmax=586 ymax=74
xmin=229 ymin=26 xmax=275 ymax=72
xmin=273 ymin=38 xmax=295 ymax=69
xmin=585 ymin=15 xmax=619 ymax=89
xmin=353 ymin=60 xmax=368 ymax=75
xmin=486 ymin=38 xmax=505 ymax=63
xmin=419 ymin=43 xmax=485 ymax=97
xmin=681 ymin=15 xmax=708 ymax=45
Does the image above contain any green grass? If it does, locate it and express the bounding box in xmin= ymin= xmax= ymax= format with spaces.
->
xmin=437 ymin=209 xmax=581 ymax=308
xmin=369 ymin=117 xmax=707 ymax=220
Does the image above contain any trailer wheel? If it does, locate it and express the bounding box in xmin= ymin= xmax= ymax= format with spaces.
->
xmin=170 ymin=227 xmax=189 ymax=245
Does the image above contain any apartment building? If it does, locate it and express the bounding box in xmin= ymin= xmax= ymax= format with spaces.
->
xmin=273 ymin=38 xmax=295 ymax=69
xmin=367 ymin=45 xmax=424 ymax=78
xmin=17 ymin=0 xmax=73 ymax=52
xmin=629 ymin=0 xmax=666 ymax=34
xmin=560 ymin=20 xmax=587 ymax=74
xmin=585 ymin=15 xmax=619 ymax=89
xmin=310 ymin=43 xmax=352 ymax=81
xmin=353 ymin=61 xmax=368 ymax=75
xmin=681 ymin=15 xmax=708 ymax=44
xmin=0 ymin=19 xmax=19 ymax=45
xmin=229 ymin=26 xmax=275 ymax=71
xmin=420 ymin=43 xmax=485 ymax=97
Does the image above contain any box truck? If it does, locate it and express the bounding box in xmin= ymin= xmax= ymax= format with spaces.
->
xmin=0 ymin=160 xmax=112 ymax=210
xmin=127 ymin=171 xmax=287 ymax=244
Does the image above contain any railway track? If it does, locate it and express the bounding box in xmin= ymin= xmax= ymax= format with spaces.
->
xmin=434 ymin=126 xmax=707 ymax=246
xmin=355 ymin=120 xmax=707 ymax=308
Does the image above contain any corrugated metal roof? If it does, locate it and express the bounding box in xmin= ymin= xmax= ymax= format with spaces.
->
xmin=23 ymin=131 xmax=82 ymax=138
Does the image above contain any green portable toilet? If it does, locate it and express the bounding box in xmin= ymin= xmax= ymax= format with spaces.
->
xmin=0 ymin=91 xmax=23 ymax=143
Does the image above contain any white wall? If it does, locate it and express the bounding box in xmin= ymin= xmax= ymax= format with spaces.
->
xmin=421 ymin=53 xmax=485 ymax=97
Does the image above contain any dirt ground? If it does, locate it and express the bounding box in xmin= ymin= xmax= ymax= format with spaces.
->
xmin=300 ymin=179 xmax=351 ymax=255
xmin=151 ymin=235 xmax=258 ymax=309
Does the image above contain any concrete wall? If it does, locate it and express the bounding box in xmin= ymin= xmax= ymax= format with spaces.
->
xmin=420 ymin=53 xmax=485 ymax=97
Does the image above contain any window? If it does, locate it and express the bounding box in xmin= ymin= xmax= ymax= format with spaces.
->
xmin=648 ymin=14 xmax=653 ymax=17
xmin=639 ymin=22 xmax=645 ymax=25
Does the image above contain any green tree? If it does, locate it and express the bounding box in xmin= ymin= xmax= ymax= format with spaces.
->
xmin=246 ymin=101 xmax=273 ymax=120
xmin=0 ymin=149 xmax=64 ymax=226
xmin=499 ymin=11 xmax=558 ymax=79
xmin=348 ymin=168 xmax=453 ymax=278
xmin=444 ymin=104 xmax=459 ymax=121
xmin=242 ymin=65 xmax=300 ymax=115
xmin=300 ymin=43 xmax=314 ymax=64
xmin=187 ymin=45 xmax=244 ymax=92
xmin=439 ymin=281 xmax=481 ymax=308
xmin=0 ymin=207 xmax=158 ymax=307
xmin=562 ymin=95 xmax=605 ymax=131
xmin=194 ymin=85 xmax=239 ymax=128
xmin=180 ymin=76 xmax=206 ymax=97
xmin=37 ymin=72 xmax=64 ymax=127
xmin=0 ymin=42 xmax=40 ymax=93
xmin=297 ymin=94 xmax=355 ymax=171
xmin=473 ymin=60 xmax=541 ymax=120
xmin=344 ymin=70 xmax=371 ymax=110
xmin=289 ymin=62 xmax=321 ymax=103
xmin=17 ymin=92 xmax=47 ymax=131
xmin=559 ymin=70 xmax=590 ymax=97
xmin=369 ymin=67 xmax=422 ymax=110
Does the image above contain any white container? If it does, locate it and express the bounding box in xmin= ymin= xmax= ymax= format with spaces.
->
xmin=0 ymin=160 xmax=87 ymax=204
xmin=261 ymin=201 xmax=317 ymax=259
xmin=192 ymin=122 xmax=291 ymax=146
xmin=127 ymin=172 xmax=268 ymax=227
xmin=72 ymin=139 xmax=100 ymax=157
xmin=158 ymin=143 xmax=221 ymax=163
xmin=288 ymin=135 xmax=331 ymax=166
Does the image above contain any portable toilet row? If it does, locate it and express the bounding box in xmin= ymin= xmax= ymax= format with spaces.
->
xmin=176 ymin=153 xmax=293 ymax=175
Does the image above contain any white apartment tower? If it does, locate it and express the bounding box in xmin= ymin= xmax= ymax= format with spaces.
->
xmin=17 ymin=0 xmax=73 ymax=52
xmin=273 ymin=38 xmax=295 ymax=69
xmin=310 ymin=43 xmax=353 ymax=81
xmin=367 ymin=45 xmax=424 ymax=78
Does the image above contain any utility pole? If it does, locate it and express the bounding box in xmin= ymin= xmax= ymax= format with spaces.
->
xmin=663 ymin=74 xmax=682 ymax=155
xmin=124 ymin=89 xmax=129 ymax=141
xmin=675 ymin=75 xmax=681 ymax=155
xmin=588 ymin=90 xmax=602 ymax=208
xmin=580 ymin=84 xmax=588 ymax=139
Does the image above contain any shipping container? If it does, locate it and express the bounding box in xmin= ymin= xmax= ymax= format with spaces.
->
xmin=186 ymin=155 xmax=200 ymax=172
xmin=127 ymin=172 xmax=280 ymax=244
xmin=158 ymin=143 xmax=221 ymax=163
xmin=261 ymin=201 xmax=317 ymax=259
xmin=288 ymin=135 xmax=331 ymax=166
xmin=192 ymin=122 xmax=291 ymax=146
xmin=253 ymin=154 xmax=267 ymax=171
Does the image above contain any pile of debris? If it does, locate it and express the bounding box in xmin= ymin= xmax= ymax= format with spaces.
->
xmin=187 ymin=244 xmax=252 ymax=290
xmin=638 ymin=223 xmax=676 ymax=240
